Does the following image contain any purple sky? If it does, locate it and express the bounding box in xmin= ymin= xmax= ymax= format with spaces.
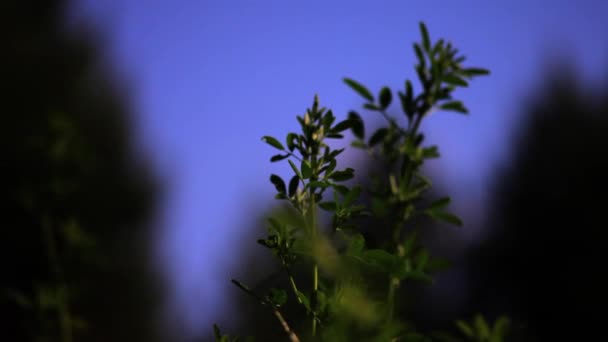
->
xmin=75 ymin=0 xmax=607 ymax=338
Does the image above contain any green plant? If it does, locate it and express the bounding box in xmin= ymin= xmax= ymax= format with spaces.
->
xmin=218 ymin=22 xmax=503 ymax=341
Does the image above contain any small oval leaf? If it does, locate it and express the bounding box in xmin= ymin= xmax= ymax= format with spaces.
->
xmin=262 ymin=136 xmax=285 ymax=150
xmin=343 ymin=78 xmax=374 ymax=102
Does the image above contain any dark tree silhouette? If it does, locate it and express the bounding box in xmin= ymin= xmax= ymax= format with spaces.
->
xmin=1 ymin=1 xmax=162 ymax=341
xmin=466 ymin=63 xmax=608 ymax=341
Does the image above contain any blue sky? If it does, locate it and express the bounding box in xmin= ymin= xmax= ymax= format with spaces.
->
xmin=76 ymin=0 xmax=608 ymax=338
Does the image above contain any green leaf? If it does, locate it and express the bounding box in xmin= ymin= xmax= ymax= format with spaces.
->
xmin=346 ymin=233 xmax=365 ymax=255
xmin=416 ymin=249 xmax=430 ymax=271
xmin=268 ymin=288 xmax=287 ymax=307
xmin=422 ymin=146 xmax=440 ymax=159
xmin=262 ymin=136 xmax=285 ymax=150
xmin=443 ymin=74 xmax=469 ymax=87
xmin=428 ymin=197 xmax=451 ymax=211
xmin=343 ymin=186 xmax=361 ymax=208
xmin=379 ymin=87 xmax=392 ymax=110
xmin=369 ymin=128 xmax=388 ymax=146
xmin=426 ymin=210 xmax=463 ymax=227
xmin=331 ymin=119 xmax=352 ymax=133
xmin=440 ymin=101 xmax=468 ymax=114
xmin=364 ymin=103 xmax=381 ymax=111
xmin=343 ymin=78 xmax=374 ymax=102
xmin=213 ymin=324 xmax=222 ymax=340
xmin=414 ymin=43 xmax=425 ymax=67
xmin=329 ymin=168 xmax=354 ymax=182
xmin=492 ymin=316 xmax=510 ymax=340
xmin=456 ymin=320 xmax=474 ymax=338
xmin=288 ymin=160 xmax=302 ymax=179
xmin=270 ymin=174 xmax=286 ymax=195
xmin=402 ymin=232 xmax=417 ymax=256
xmin=419 ymin=22 xmax=431 ymax=51
xmin=319 ymin=201 xmax=337 ymax=211
xmin=474 ymin=314 xmax=490 ymax=340
xmin=461 ymin=67 xmax=490 ymax=76
xmin=270 ymin=154 xmax=289 ymax=162
xmin=231 ymin=279 xmax=263 ymax=303
xmin=286 ymin=133 xmax=297 ymax=152
xmin=301 ymin=160 xmax=312 ymax=179
xmin=348 ymin=111 xmax=365 ymax=139
xmin=288 ymin=175 xmax=299 ymax=197
xmin=296 ymin=290 xmax=311 ymax=312
xmin=308 ymin=181 xmax=330 ymax=189
xmin=362 ymin=249 xmax=397 ymax=273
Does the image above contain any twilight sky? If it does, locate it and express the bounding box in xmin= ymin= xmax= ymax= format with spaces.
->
xmin=74 ymin=0 xmax=607 ymax=338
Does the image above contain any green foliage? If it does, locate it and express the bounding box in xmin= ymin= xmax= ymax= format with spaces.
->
xmin=218 ymin=22 xmax=503 ymax=341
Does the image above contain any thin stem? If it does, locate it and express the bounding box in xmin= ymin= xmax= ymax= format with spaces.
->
xmin=310 ymin=196 xmax=318 ymax=337
xmin=42 ymin=217 xmax=72 ymax=342
xmin=273 ymin=308 xmax=301 ymax=342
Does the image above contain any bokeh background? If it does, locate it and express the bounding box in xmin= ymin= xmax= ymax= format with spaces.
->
xmin=3 ymin=0 xmax=608 ymax=341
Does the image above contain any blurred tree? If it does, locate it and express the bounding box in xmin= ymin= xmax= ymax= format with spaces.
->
xmin=1 ymin=1 xmax=162 ymax=341
xmin=466 ymin=62 xmax=608 ymax=341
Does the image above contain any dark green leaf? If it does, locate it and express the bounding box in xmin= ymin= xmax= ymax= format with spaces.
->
xmin=343 ymin=78 xmax=374 ymax=102
xmin=422 ymin=146 xmax=440 ymax=158
xmin=456 ymin=320 xmax=474 ymax=338
xmin=443 ymin=75 xmax=469 ymax=87
xmin=301 ymin=160 xmax=312 ymax=179
xmin=328 ymin=148 xmax=345 ymax=159
xmin=308 ymin=181 xmax=330 ymax=189
xmin=329 ymin=168 xmax=354 ymax=182
xmin=296 ymin=290 xmax=311 ymax=312
xmin=440 ymin=101 xmax=468 ymax=114
xmin=331 ymin=119 xmax=352 ymax=133
xmin=270 ymin=174 xmax=286 ymax=195
xmin=231 ymin=279 xmax=263 ymax=303
xmin=343 ymin=186 xmax=361 ymax=207
xmin=369 ymin=128 xmax=388 ymax=146
xmin=364 ymin=103 xmax=381 ymax=111
xmin=493 ymin=316 xmax=510 ymax=339
xmin=332 ymin=184 xmax=350 ymax=195
xmin=416 ymin=249 xmax=430 ymax=271
xmin=379 ymin=86 xmax=392 ymax=110
xmin=286 ymin=133 xmax=297 ymax=152
xmin=426 ymin=210 xmax=463 ymax=227
xmin=288 ymin=175 xmax=299 ymax=197
xmin=213 ymin=324 xmax=222 ymax=340
xmin=428 ymin=197 xmax=450 ymax=211
xmin=268 ymin=288 xmax=287 ymax=307
xmin=419 ymin=22 xmax=431 ymax=51
xmin=474 ymin=315 xmax=490 ymax=339
xmin=362 ymin=249 xmax=397 ymax=273
xmin=461 ymin=67 xmax=490 ymax=76
xmin=319 ymin=201 xmax=337 ymax=211
xmin=414 ymin=43 xmax=425 ymax=67
xmin=346 ymin=233 xmax=365 ymax=255
xmin=262 ymin=136 xmax=285 ymax=150
xmin=326 ymin=133 xmax=343 ymax=139
xmin=270 ymin=154 xmax=289 ymax=162
xmin=402 ymin=232 xmax=417 ymax=256
xmin=348 ymin=111 xmax=365 ymax=139
xmin=288 ymin=160 xmax=302 ymax=179
xmin=406 ymin=270 xmax=433 ymax=283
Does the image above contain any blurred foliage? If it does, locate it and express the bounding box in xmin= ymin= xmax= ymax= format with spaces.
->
xmin=466 ymin=63 xmax=608 ymax=341
xmin=1 ymin=1 xmax=162 ymax=341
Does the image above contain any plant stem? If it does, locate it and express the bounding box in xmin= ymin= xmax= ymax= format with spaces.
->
xmin=310 ymin=196 xmax=318 ymax=337
xmin=42 ymin=217 xmax=72 ymax=342
xmin=273 ymin=308 xmax=301 ymax=342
